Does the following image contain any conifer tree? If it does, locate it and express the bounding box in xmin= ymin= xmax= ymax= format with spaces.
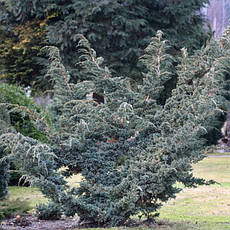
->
xmin=1 ymin=30 xmax=230 ymax=225
xmin=1 ymin=0 xmax=211 ymax=83
xmin=0 ymin=0 xmax=48 ymax=92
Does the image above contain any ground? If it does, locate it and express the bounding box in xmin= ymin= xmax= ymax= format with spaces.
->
xmin=0 ymin=215 xmax=213 ymax=230
xmin=1 ymin=215 xmax=79 ymax=230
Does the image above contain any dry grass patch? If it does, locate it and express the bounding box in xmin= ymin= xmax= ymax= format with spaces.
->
xmin=160 ymin=185 xmax=230 ymax=219
xmin=158 ymin=156 xmax=230 ymax=226
xmin=9 ymin=186 xmax=48 ymax=208
xmin=193 ymin=156 xmax=230 ymax=183
xmin=67 ymin=174 xmax=83 ymax=188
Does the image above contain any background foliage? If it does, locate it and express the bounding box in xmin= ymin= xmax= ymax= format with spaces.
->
xmin=0 ymin=0 xmax=211 ymax=89
xmin=0 ymin=0 xmax=48 ymax=93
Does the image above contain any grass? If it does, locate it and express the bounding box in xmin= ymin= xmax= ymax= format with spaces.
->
xmin=9 ymin=186 xmax=48 ymax=209
xmin=3 ymin=154 xmax=230 ymax=229
xmin=207 ymin=151 xmax=230 ymax=156
xmin=193 ymin=156 xmax=230 ymax=182
xmin=0 ymin=198 xmax=31 ymax=221
xmin=156 ymin=155 xmax=230 ymax=230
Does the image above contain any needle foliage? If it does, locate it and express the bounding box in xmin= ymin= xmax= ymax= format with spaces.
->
xmin=1 ymin=29 xmax=230 ymax=225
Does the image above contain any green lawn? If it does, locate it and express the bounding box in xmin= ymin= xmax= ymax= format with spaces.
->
xmin=5 ymin=154 xmax=230 ymax=229
xmin=9 ymin=186 xmax=48 ymax=209
xmin=156 ymin=156 xmax=230 ymax=230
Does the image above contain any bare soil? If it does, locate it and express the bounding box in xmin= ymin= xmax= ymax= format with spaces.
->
xmin=0 ymin=214 xmax=80 ymax=230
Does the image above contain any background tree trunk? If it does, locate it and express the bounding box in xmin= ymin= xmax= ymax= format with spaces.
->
xmin=205 ymin=0 xmax=229 ymax=37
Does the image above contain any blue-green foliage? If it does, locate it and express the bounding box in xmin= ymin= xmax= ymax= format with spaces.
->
xmin=0 ymin=29 xmax=230 ymax=225
xmin=35 ymin=202 xmax=62 ymax=220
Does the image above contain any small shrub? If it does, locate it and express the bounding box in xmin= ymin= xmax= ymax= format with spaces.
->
xmin=0 ymin=151 xmax=9 ymax=199
xmin=35 ymin=202 xmax=62 ymax=220
xmin=0 ymin=83 xmax=48 ymax=141
xmin=0 ymin=83 xmax=50 ymax=190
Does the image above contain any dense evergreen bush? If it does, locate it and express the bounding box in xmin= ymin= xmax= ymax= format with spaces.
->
xmin=35 ymin=202 xmax=62 ymax=220
xmin=1 ymin=29 xmax=230 ymax=225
